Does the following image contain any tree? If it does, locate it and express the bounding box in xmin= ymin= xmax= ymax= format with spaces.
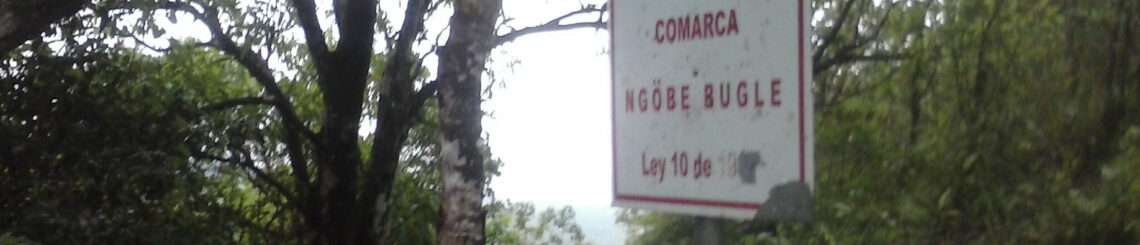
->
xmin=486 ymin=202 xmax=588 ymax=245
xmin=3 ymin=0 xmax=609 ymax=244
xmin=433 ymin=0 xmax=503 ymax=243
xmin=1 ymin=42 xmax=283 ymax=244
xmin=0 ymin=0 xmax=86 ymax=54
xmin=435 ymin=1 xmax=606 ymax=242
xmin=1 ymin=40 xmax=586 ymax=244
xmin=622 ymin=0 xmax=1140 ymax=243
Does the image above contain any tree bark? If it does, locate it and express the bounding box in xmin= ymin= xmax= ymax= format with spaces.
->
xmin=310 ymin=0 xmax=378 ymax=243
xmin=435 ymin=0 xmax=501 ymax=243
xmin=361 ymin=0 xmax=432 ymax=243
xmin=0 ymin=0 xmax=85 ymax=54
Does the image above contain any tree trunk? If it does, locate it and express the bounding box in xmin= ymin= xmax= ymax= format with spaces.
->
xmin=0 ymin=0 xmax=85 ymax=54
xmin=435 ymin=0 xmax=501 ymax=243
xmin=304 ymin=0 xmax=379 ymax=243
xmin=362 ymin=0 xmax=431 ymax=243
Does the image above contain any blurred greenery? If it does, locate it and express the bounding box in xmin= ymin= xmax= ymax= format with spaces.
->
xmin=486 ymin=202 xmax=588 ymax=245
xmin=1 ymin=44 xmax=271 ymax=244
xmin=0 ymin=43 xmax=576 ymax=243
xmin=621 ymin=0 xmax=1140 ymax=244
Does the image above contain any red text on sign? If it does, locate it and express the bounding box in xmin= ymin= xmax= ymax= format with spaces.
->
xmin=625 ymin=78 xmax=783 ymax=114
xmin=655 ymin=9 xmax=741 ymax=44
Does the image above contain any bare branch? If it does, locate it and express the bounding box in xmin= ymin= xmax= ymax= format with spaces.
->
xmin=496 ymin=3 xmax=608 ymax=45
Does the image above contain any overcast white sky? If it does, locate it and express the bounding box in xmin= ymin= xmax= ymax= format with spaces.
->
xmin=486 ymin=0 xmax=620 ymax=243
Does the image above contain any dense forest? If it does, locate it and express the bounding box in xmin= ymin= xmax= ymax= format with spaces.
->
xmin=1 ymin=0 xmax=1138 ymax=244
xmin=622 ymin=0 xmax=1140 ymax=244
xmin=1 ymin=0 xmax=597 ymax=243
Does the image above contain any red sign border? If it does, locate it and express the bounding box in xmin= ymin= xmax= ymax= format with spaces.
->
xmin=611 ymin=0 xmax=808 ymax=211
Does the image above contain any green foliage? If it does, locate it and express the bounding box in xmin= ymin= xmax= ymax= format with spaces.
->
xmin=624 ymin=0 xmax=1140 ymax=244
xmin=0 ymin=46 xmax=263 ymax=244
xmin=4 ymin=0 xmax=589 ymax=243
xmin=487 ymin=202 xmax=588 ymax=245
xmin=0 ymin=233 xmax=39 ymax=245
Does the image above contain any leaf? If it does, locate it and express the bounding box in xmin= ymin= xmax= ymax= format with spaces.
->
xmin=938 ymin=188 xmax=954 ymax=210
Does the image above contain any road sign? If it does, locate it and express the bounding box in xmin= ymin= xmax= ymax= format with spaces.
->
xmin=611 ymin=0 xmax=814 ymax=219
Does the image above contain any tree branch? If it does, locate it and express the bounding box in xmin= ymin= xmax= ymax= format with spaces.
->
xmin=200 ymin=96 xmax=275 ymax=112
xmin=160 ymin=1 xmax=317 ymax=218
xmin=0 ymin=0 xmax=86 ymax=54
xmin=812 ymin=0 xmax=904 ymax=77
xmin=189 ymin=148 xmax=298 ymax=206
xmin=814 ymin=53 xmax=908 ymax=75
xmin=184 ymin=3 xmax=318 ymax=141
xmin=235 ymin=149 xmax=297 ymax=203
xmin=128 ymin=35 xmax=174 ymax=53
xmin=813 ymin=0 xmax=860 ymax=65
xmin=360 ymin=0 xmax=431 ymax=241
xmin=288 ymin=0 xmax=330 ymax=74
xmin=496 ymin=3 xmax=607 ymax=45
xmin=414 ymin=80 xmax=439 ymax=116
xmin=333 ymin=0 xmax=378 ymax=58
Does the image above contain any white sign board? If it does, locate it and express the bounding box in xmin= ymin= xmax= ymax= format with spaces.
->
xmin=611 ymin=0 xmax=813 ymax=219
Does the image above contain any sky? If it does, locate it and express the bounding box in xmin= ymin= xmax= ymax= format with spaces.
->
xmin=483 ymin=25 xmax=619 ymax=245
xmin=485 ymin=1 xmax=621 ymax=243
